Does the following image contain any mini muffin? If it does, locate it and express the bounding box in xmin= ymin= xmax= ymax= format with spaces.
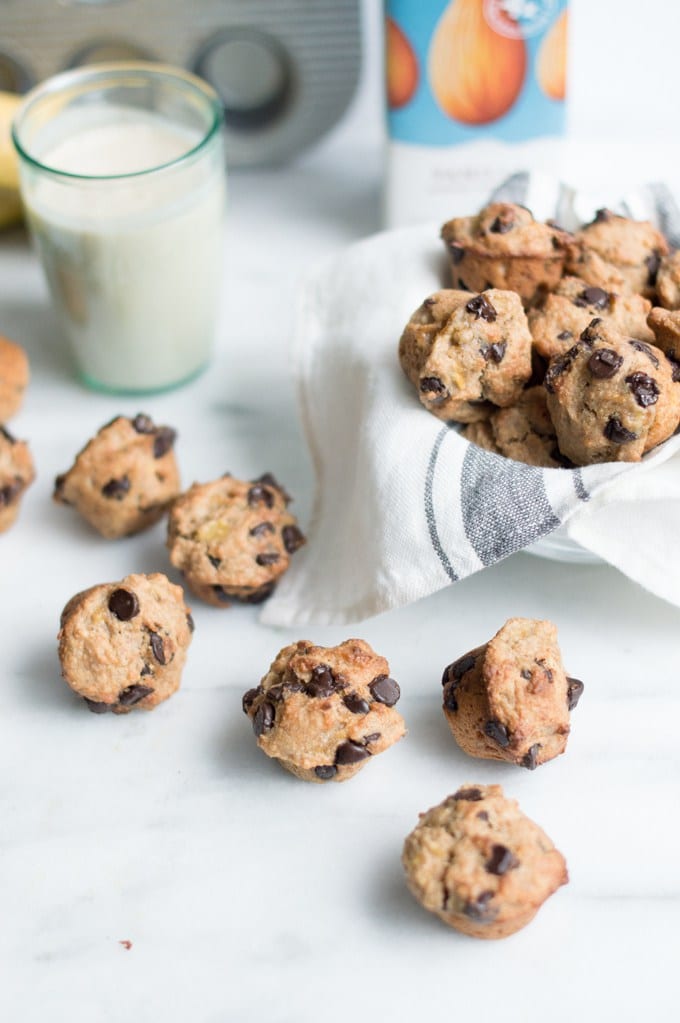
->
xmin=441 ymin=617 xmax=583 ymax=769
xmin=402 ymin=784 xmax=568 ymax=939
xmin=0 ymin=333 xmax=29 ymax=421
xmin=242 ymin=639 xmax=405 ymax=782
xmin=58 ymin=572 xmax=194 ymax=713
xmin=565 ymin=208 xmax=668 ymax=298
xmin=167 ymin=473 xmax=305 ymax=607
xmin=655 ymin=250 xmax=680 ymax=309
xmin=544 ymin=319 xmax=680 ymax=465
xmin=54 ymin=413 xmax=180 ymax=538
xmin=399 ymin=288 xmax=533 ymax=423
xmin=0 ymin=425 xmax=35 ymax=532
xmin=528 ymin=275 xmax=653 ymax=360
xmin=441 ymin=202 xmax=569 ymax=307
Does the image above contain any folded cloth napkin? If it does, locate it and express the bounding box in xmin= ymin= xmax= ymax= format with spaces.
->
xmin=261 ymin=176 xmax=680 ymax=627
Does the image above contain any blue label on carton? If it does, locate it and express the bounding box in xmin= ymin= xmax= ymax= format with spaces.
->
xmin=386 ymin=0 xmax=568 ymax=146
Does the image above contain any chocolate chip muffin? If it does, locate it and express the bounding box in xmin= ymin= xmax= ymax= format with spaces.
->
xmin=528 ymin=275 xmax=653 ymax=361
xmin=0 ymin=333 xmax=29 ymax=422
xmin=167 ymin=473 xmax=305 ymax=607
xmin=545 ymin=320 xmax=680 ymax=465
xmin=489 ymin=386 xmax=567 ymax=468
xmin=566 ymin=208 xmax=668 ymax=298
xmin=399 ymin=289 xmax=533 ymax=423
xmin=441 ymin=202 xmax=569 ymax=307
xmin=402 ymin=784 xmax=568 ymax=939
xmin=655 ymin=250 xmax=680 ymax=309
xmin=242 ymin=639 xmax=406 ymax=782
xmin=442 ymin=618 xmax=582 ymax=770
xmin=0 ymin=424 xmax=35 ymax=532
xmin=54 ymin=414 xmax=180 ymax=539
xmin=58 ymin=572 xmax=194 ymax=713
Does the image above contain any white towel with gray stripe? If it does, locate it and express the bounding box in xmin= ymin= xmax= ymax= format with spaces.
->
xmin=261 ymin=175 xmax=680 ymax=626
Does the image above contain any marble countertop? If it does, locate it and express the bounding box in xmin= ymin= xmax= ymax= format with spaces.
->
xmin=4 ymin=6 xmax=680 ymax=1016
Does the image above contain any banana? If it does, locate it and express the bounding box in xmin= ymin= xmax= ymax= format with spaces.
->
xmin=0 ymin=91 xmax=24 ymax=229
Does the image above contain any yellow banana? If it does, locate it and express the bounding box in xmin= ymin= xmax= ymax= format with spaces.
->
xmin=0 ymin=91 xmax=23 ymax=229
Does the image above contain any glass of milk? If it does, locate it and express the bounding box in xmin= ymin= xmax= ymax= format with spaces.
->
xmin=12 ymin=63 xmax=225 ymax=393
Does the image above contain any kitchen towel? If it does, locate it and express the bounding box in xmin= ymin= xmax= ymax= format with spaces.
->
xmin=261 ymin=175 xmax=680 ymax=626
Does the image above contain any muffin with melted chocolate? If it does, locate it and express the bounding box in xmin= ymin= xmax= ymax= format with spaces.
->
xmin=402 ymin=784 xmax=568 ymax=939
xmin=566 ymin=208 xmax=668 ymax=298
xmin=398 ymin=288 xmax=533 ymax=423
xmin=54 ymin=413 xmax=180 ymax=538
xmin=441 ymin=202 xmax=569 ymax=307
xmin=167 ymin=473 xmax=305 ymax=607
xmin=0 ymin=424 xmax=35 ymax=533
xmin=544 ymin=319 xmax=680 ymax=465
xmin=58 ymin=572 xmax=193 ymax=713
xmin=242 ymin=639 xmax=405 ymax=782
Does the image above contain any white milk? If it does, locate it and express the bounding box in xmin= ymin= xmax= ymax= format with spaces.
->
xmin=22 ymin=107 xmax=225 ymax=392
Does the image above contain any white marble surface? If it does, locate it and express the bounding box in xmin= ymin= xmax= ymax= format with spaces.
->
xmin=3 ymin=3 xmax=680 ymax=1018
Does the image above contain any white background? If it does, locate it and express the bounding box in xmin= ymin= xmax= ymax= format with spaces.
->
xmin=2 ymin=1 xmax=680 ymax=1020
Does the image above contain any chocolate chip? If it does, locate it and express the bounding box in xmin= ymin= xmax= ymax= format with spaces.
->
xmin=305 ymin=664 xmax=335 ymax=698
xmin=247 ymin=484 xmax=275 ymax=508
xmin=84 ymin=698 xmax=111 ymax=714
xmin=626 ymin=372 xmax=659 ymax=408
xmin=150 ymin=632 xmax=166 ymax=665
xmin=250 ymin=521 xmax=275 ymax=537
xmin=580 ymin=320 xmax=602 ymax=344
xmin=486 ymin=844 xmax=519 ymax=875
xmin=646 ymin=250 xmax=661 ymax=286
xmin=343 ymin=692 xmax=370 ymax=714
xmin=521 ymin=668 xmax=532 ymax=680
xmin=131 ymin=413 xmax=155 ymax=434
xmin=369 ymin=674 xmax=400 ymax=707
xmin=575 ymin=286 xmax=609 ymax=310
xmin=207 ymin=554 xmax=221 ymax=568
xmin=588 ymin=348 xmax=623 ymax=378
xmin=536 ymin=658 xmax=553 ymax=683
xmin=101 ymin=476 xmax=130 ymax=500
xmin=54 ymin=473 xmax=67 ymax=496
xmin=454 ymin=787 xmax=483 ymax=801
xmin=334 ymin=740 xmax=371 ymax=765
xmin=443 ymin=685 xmax=459 ymax=713
xmin=0 ymin=425 xmax=16 ymax=443
xmin=0 ymin=480 xmax=22 ymax=506
xmin=419 ymin=376 xmax=449 ymax=404
xmin=362 ymin=732 xmax=381 ymax=744
xmin=442 ymin=653 xmax=477 ymax=685
xmin=557 ymin=330 xmax=573 ymax=341
xmin=253 ymin=472 xmax=290 ymax=503
xmin=153 ymin=427 xmax=176 ymax=459
xmin=629 ymin=339 xmax=659 ymax=367
xmin=604 ymin=416 xmax=638 ymax=444
xmin=423 ymin=297 xmax=436 ymax=307
xmin=140 ymin=663 xmax=152 ymax=677
xmin=566 ymin=676 xmax=584 ymax=710
xmin=476 ymin=811 xmax=489 ymax=821
xmin=213 ymin=585 xmax=232 ymax=604
xmin=253 ymin=701 xmax=275 ymax=736
xmin=240 ymin=581 xmax=275 ymax=604
xmin=267 ymin=685 xmax=285 ymax=702
xmin=489 ymin=214 xmax=513 ymax=234
xmin=449 ymin=243 xmax=465 ymax=264
xmin=522 ymin=743 xmax=541 ymax=770
xmin=186 ymin=613 xmax=195 ymax=633
xmin=282 ymin=524 xmax=305 ymax=554
xmin=457 ymin=277 xmax=470 ymax=290
xmin=484 ymin=719 xmax=510 ymax=747
xmin=592 ymin=208 xmax=611 ymax=223
xmin=544 ymin=347 xmax=578 ymax=392
xmin=118 ymin=684 xmax=153 ymax=707
xmin=108 ymin=588 xmax=139 ymax=621
xmin=314 ymin=765 xmax=337 ymax=780
xmin=255 ymin=552 xmax=280 ymax=566
xmin=463 ymin=891 xmax=495 ymax=920
xmin=480 ymin=341 xmax=506 ymax=363
xmin=242 ymin=687 xmax=261 ymax=714
xmin=465 ymin=294 xmax=497 ymax=322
